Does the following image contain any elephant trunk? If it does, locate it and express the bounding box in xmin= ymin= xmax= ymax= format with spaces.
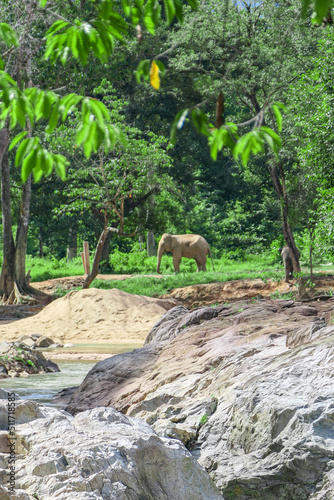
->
xmin=157 ymin=245 xmax=164 ymax=274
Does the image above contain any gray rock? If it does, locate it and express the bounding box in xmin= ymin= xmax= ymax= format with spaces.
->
xmin=144 ymin=305 xmax=189 ymax=345
xmin=35 ymin=336 xmax=54 ymax=347
xmin=0 ymin=399 xmax=44 ymax=430
xmin=19 ymin=337 xmax=36 ymax=348
xmin=66 ymin=297 xmax=334 ymax=498
xmin=30 ymin=334 xmax=43 ymax=340
xmin=0 ymin=485 xmax=10 ymax=500
xmin=11 ymin=405 xmax=223 ymax=499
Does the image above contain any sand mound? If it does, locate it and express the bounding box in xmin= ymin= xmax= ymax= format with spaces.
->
xmin=0 ymin=288 xmax=178 ymax=344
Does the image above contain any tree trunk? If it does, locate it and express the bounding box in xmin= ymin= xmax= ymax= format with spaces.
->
xmin=146 ymin=170 xmax=156 ymax=256
xmin=39 ymin=228 xmax=44 ymax=257
xmin=100 ymin=231 xmax=111 ymax=269
xmin=147 ymin=230 xmax=156 ymax=256
xmin=82 ymin=222 xmax=109 ymax=289
xmin=268 ymin=163 xmax=301 ymax=273
xmin=67 ymin=223 xmax=78 ymax=262
xmin=14 ymin=175 xmax=32 ymax=288
xmin=138 ymin=233 xmax=144 ymax=251
xmin=0 ymin=129 xmax=15 ymax=298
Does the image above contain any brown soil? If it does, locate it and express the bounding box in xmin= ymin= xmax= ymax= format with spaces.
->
xmin=1 ymin=274 xmax=333 ymax=361
xmin=32 ymin=274 xmax=164 ymax=293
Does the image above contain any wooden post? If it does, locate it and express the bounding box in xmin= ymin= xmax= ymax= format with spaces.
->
xmin=83 ymin=241 xmax=90 ymax=274
xmin=80 ymin=252 xmax=85 ymax=272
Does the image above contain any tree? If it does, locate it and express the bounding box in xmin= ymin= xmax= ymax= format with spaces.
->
xmin=0 ymin=0 xmax=197 ymax=300
xmin=47 ymin=82 xmax=175 ymax=286
xmin=155 ymin=0 xmax=324 ymax=271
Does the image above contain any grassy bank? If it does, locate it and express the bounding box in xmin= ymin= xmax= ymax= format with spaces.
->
xmin=27 ymin=250 xmax=334 ymax=298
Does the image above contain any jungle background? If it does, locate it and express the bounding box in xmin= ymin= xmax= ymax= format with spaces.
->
xmin=1 ymin=0 xmax=334 ymax=296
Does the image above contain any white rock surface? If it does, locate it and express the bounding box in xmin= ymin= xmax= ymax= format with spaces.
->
xmin=0 ymin=401 xmax=222 ymax=499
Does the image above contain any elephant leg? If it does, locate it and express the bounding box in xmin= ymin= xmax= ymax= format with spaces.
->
xmin=197 ymin=256 xmax=207 ymax=271
xmin=173 ymin=251 xmax=181 ymax=272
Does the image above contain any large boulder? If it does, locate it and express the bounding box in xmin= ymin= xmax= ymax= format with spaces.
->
xmin=0 ymin=400 xmax=222 ymax=499
xmin=66 ymin=297 xmax=334 ymax=498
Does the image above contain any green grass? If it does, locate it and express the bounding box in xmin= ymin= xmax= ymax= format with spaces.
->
xmin=27 ymin=250 xmax=334 ymax=298
xmin=92 ymin=269 xmax=284 ymax=297
xmin=27 ymin=256 xmax=84 ymax=281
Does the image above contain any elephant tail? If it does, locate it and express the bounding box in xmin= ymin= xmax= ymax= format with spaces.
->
xmin=208 ymin=244 xmax=215 ymax=271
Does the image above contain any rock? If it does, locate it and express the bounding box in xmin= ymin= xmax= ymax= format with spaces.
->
xmin=144 ymin=305 xmax=189 ymax=345
xmin=67 ymin=345 xmax=161 ymax=415
xmin=17 ymin=335 xmax=30 ymax=342
xmin=63 ymin=343 xmax=74 ymax=348
xmin=0 ymin=365 xmax=7 ymax=376
xmin=0 ymin=485 xmax=10 ymax=500
xmin=0 ymin=341 xmax=60 ymax=377
xmin=0 ymin=399 xmax=43 ymax=430
xmin=19 ymin=337 xmax=36 ymax=348
xmin=49 ymin=343 xmax=63 ymax=348
xmin=66 ymin=297 xmax=334 ymax=498
xmin=30 ymin=334 xmax=43 ymax=340
xmin=52 ymin=386 xmax=78 ymax=408
xmin=7 ymin=404 xmax=222 ymax=499
xmin=286 ymin=318 xmax=330 ymax=348
xmin=35 ymin=336 xmax=54 ymax=347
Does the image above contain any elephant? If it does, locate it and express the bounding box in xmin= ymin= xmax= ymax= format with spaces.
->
xmin=279 ymin=245 xmax=301 ymax=282
xmin=156 ymin=233 xmax=214 ymax=273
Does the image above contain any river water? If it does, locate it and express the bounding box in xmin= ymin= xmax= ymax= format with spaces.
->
xmin=0 ymin=343 xmax=140 ymax=404
xmin=0 ymin=361 xmax=96 ymax=404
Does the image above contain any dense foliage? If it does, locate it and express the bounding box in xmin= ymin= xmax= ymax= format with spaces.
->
xmin=0 ymin=0 xmax=334 ymax=284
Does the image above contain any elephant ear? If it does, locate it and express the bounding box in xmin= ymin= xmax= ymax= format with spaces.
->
xmin=170 ymin=237 xmax=178 ymax=251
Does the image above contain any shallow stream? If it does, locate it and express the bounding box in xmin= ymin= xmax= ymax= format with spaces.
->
xmin=0 ymin=360 xmax=96 ymax=404
xmin=0 ymin=343 xmax=138 ymax=404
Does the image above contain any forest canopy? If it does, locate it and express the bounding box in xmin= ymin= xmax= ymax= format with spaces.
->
xmin=0 ymin=0 xmax=333 ymax=297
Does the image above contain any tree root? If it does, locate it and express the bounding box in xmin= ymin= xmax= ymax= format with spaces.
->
xmin=0 ymin=282 xmax=52 ymax=306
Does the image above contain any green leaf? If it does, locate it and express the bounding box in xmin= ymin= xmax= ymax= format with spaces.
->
xmin=15 ymin=137 xmax=38 ymax=167
xmin=76 ymin=124 xmax=89 ymax=145
xmin=191 ymin=108 xmax=210 ymax=136
xmin=45 ymin=20 xmax=69 ymax=36
xmin=54 ymin=161 xmax=67 ymax=181
xmin=260 ymin=126 xmax=282 ymax=147
xmin=136 ymin=59 xmax=150 ymax=83
xmin=273 ymin=105 xmax=283 ymax=132
xmin=46 ymin=104 xmax=59 ymax=134
xmin=312 ymin=0 xmax=332 ymax=24
xmin=89 ymin=98 xmax=110 ymax=126
xmin=0 ymin=23 xmax=19 ymax=47
xmin=122 ymin=0 xmax=131 ymax=16
xmin=9 ymin=131 xmax=28 ymax=151
xmin=21 ymin=148 xmax=37 ymax=182
xmin=164 ymin=0 xmax=176 ymax=24
xmin=154 ymin=60 xmax=166 ymax=75
xmin=174 ymin=0 xmax=184 ymax=23
xmin=83 ymin=122 xmax=94 ymax=157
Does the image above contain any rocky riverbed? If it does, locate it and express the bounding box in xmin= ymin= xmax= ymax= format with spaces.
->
xmin=2 ymin=287 xmax=334 ymax=498
xmin=0 ymin=342 xmax=59 ymax=378
xmin=65 ymin=296 xmax=334 ymax=499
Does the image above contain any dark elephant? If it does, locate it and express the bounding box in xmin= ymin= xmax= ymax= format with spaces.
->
xmin=279 ymin=245 xmax=301 ymax=282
